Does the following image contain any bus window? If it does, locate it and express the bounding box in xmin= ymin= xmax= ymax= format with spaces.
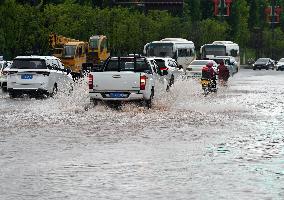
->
xmin=230 ymin=49 xmax=238 ymax=57
xmin=178 ymin=49 xmax=189 ymax=57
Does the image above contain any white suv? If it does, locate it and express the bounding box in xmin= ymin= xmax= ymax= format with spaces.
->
xmin=7 ymin=56 xmax=72 ymax=98
xmin=147 ymin=57 xmax=181 ymax=87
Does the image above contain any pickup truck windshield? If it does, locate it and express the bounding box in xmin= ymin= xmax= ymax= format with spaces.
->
xmin=104 ymin=58 xmax=150 ymax=72
xmin=11 ymin=59 xmax=46 ymax=69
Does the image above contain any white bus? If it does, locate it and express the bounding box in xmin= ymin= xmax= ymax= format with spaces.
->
xmin=200 ymin=41 xmax=240 ymax=69
xmin=143 ymin=38 xmax=195 ymax=69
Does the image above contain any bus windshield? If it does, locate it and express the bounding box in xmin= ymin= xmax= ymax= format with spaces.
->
xmin=202 ymin=45 xmax=226 ymax=57
xmin=146 ymin=43 xmax=174 ymax=58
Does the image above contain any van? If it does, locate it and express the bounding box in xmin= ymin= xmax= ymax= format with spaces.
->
xmin=7 ymin=56 xmax=72 ymax=98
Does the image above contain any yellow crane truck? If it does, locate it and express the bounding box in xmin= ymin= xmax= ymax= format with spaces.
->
xmin=49 ymin=33 xmax=110 ymax=78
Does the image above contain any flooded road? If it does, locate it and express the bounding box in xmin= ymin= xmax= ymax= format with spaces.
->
xmin=0 ymin=69 xmax=283 ymax=199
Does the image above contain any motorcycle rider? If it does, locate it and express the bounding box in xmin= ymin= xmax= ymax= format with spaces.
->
xmin=201 ymin=62 xmax=217 ymax=88
xmin=217 ymin=60 xmax=230 ymax=85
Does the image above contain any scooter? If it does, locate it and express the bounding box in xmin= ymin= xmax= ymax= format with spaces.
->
xmin=200 ymin=78 xmax=217 ymax=96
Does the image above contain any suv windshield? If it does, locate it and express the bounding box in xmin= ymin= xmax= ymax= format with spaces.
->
xmin=104 ymin=58 xmax=150 ymax=72
xmin=256 ymin=58 xmax=268 ymax=63
xmin=11 ymin=59 xmax=46 ymax=69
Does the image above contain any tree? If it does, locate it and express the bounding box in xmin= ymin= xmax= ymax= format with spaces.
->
xmin=228 ymin=0 xmax=249 ymax=48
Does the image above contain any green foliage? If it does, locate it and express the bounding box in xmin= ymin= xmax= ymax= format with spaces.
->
xmin=198 ymin=19 xmax=229 ymax=46
xmin=0 ymin=0 xmax=46 ymax=59
xmin=1 ymin=0 xmax=284 ymax=59
xmin=232 ymin=0 xmax=249 ymax=47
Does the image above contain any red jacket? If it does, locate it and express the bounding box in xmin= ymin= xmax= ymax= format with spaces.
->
xmin=202 ymin=65 xmax=215 ymax=79
xmin=218 ymin=64 xmax=230 ymax=80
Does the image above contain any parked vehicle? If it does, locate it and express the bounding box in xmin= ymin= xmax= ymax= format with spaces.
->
xmin=186 ymin=60 xmax=218 ymax=78
xmin=252 ymin=58 xmax=275 ymax=70
xmin=147 ymin=57 xmax=181 ymax=88
xmin=7 ymin=56 xmax=72 ymax=98
xmin=88 ymin=56 xmax=157 ymax=108
xmin=276 ymin=58 xmax=284 ymax=71
xmin=0 ymin=61 xmax=12 ymax=92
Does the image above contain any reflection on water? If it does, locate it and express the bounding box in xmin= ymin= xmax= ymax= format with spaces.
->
xmin=0 ymin=69 xmax=283 ymax=199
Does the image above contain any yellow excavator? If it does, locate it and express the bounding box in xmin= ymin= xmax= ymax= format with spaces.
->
xmin=49 ymin=33 xmax=110 ymax=77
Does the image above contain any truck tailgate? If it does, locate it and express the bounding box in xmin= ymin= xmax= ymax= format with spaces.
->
xmin=92 ymin=71 xmax=141 ymax=91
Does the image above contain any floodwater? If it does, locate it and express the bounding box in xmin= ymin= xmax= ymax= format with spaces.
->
xmin=0 ymin=69 xmax=283 ymax=200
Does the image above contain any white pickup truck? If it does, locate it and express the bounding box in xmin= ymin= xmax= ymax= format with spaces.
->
xmin=88 ymin=56 xmax=156 ymax=108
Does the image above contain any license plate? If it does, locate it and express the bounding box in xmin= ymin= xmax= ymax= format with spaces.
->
xmin=109 ymin=93 xmax=126 ymax=98
xmin=21 ymin=74 xmax=33 ymax=79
